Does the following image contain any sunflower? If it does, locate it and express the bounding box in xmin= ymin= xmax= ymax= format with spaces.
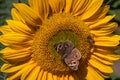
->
xmin=0 ymin=0 xmax=120 ymax=80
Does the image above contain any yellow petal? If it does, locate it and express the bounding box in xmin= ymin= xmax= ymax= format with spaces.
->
xmin=91 ymin=55 xmax=113 ymax=65
xmin=1 ymin=60 xmax=33 ymax=73
xmin=93 ymin=48 xmax=120 ymax=61
xmin=47 ymin=73 xmax=53 ymax=80
xmin=11 ymin=8 xmax=25 ymax=23
xmin=90 ymin=22 xmax=118 ymax=36
xmin=95 ymin=5 xmax=110 ymax=19
xmin=53 ymin=74 xmax=57 ymax=80
xmin=86 ymin=66 xmax=104 ymax=80
xmin=94 ymin=69 xmax=111 ymax=78
xmin=0 ymin=26 xmax=12 ymax=34
xmin=89 ymin=58 xmax=113 ymax=73
xmin=71 ymin=0 xmax=89 ymax=16
xmin=2 ymin=51 xmax=31 ymax=59
xmin=0 ymin=33 xmax=32 ymax=46
xmin=64 ymin=0 xmax=73 ymax=13
xmin=13 ymin=3 xmax=42 ymax=26
xmin=21 ymin=62 xmax=37 ymax=80
xmin=94 ymin=35 xmax=120 ymax=47
xmin=6 ymin=60 xmax=34 ymax=80
xmin=7 ymin=20 xmax=34 ymax=35
xmin=68 ymin=75 xmax=74 ymax=80
xmin=28 ymin=0 xmax=49 ymax=19
xmin=0 ymin=47 xmax=31 ymax=64
xmin=1 ymin=64 xmax=22 ymax=73
xmin=74 ymin=0 xmax=91 ymax=16
xmin=57 ymin=75 xmax=64 ymax=80
xmin=81 ymin=0 xmax=103 ymax=20
xmin=26 ymin=66 xmax=41 ymax=80
xmin=0 ymin=47 xmax=31 ymax=54
xmin=64 ymin=75 xmax=69 ymax=80
xmin=49 ymin=0 xmax=65 ymax=13
xmin=7 ymin=72 xmax=22 ymax=80
xmin=86 ymin=5 xmax=110 ymax=22
xmin=1 ymin=52 xmax=31 ymax=64
xmin=37 ymin=69 xmax=44 ymax=80
xmin=89 ymin=15 xmax=115 ymax=29
xmin=41 ymin=71 xmax=47 ymax=80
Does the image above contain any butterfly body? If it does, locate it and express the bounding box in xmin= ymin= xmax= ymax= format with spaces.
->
xmin=54 ymin=40 xmax=81 ymax=71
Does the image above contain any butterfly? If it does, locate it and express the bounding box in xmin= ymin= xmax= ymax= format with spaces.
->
xmin=54 ymin=40 xmax=81 ymax=71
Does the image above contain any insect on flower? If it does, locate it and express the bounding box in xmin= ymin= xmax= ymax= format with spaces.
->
xmin=54 ymin=40 xmax=81 ymax=71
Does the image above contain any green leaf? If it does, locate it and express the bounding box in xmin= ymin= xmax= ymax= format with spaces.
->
xmin=0 ymin=43 xmax=6 ymax=50
xmin=108 ymin=9 xmax=120 ymax=22
xmin=0 ymin=72 xmax=7 ymax=80
xmin=111 ymin=0 xmax=120 ymax=8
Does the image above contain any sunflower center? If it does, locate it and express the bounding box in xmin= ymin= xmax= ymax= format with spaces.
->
xmin=32 ymin=13 xmax=92 ymax=74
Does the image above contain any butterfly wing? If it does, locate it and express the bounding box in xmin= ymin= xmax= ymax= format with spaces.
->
xmin=67 ymin=48 xmax=81 ymax=60
xmin=64 ymin=48 xmax=81 ymax=70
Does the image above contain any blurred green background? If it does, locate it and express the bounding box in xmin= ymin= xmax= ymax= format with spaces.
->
xmin=0 ymin=0 xmax=120 ymax=80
